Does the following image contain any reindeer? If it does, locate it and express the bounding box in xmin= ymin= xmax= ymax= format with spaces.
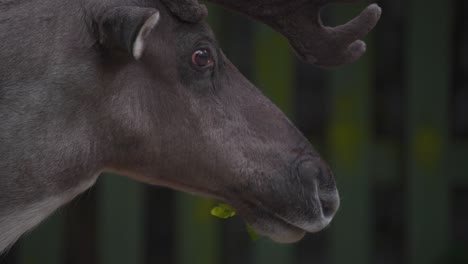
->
xmin=0 ymin=0 xmax=381 ymax=252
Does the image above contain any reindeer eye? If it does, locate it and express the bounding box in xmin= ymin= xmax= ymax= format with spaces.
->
xmin=192 ymin=48 xmax=213 ymax=68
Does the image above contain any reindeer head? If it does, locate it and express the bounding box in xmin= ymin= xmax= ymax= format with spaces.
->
xmin=93 ymin=0 xmax=380 ymax=242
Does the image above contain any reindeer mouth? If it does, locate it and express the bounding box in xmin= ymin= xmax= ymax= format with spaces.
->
xmin=156 ymin=162 xmax=336 ymax=243
xmin=244 ymin=208 xmax=306 ymax=243
xmin=231 ymin=196 xmax=333 ymax=243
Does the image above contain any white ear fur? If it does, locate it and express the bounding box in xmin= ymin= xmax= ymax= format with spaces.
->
xmin=133 ymin=11 xmax=161 ymax=60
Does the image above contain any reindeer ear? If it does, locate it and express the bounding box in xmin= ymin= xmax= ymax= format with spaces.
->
xmin=98 ymin=7 xmax=160 ymax=60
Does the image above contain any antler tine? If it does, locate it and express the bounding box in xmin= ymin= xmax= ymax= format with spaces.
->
xmin=333 ymin=4 xmax=382 ymax=44
xmin=272 ymin=3 xmax=382 ymax=68
xmin=160 ymin=0 xmax=208 ymax=23
xmin=206 ymin=0 xmax=381 ymax=68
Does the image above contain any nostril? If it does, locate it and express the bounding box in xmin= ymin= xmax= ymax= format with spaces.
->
xmin=296 ymin=159 xmax=340 ymax=219
xmin=319 ymin=196 xmax=339 ymax=219
xmin=320 ymin=198 xmax=332 ymax=218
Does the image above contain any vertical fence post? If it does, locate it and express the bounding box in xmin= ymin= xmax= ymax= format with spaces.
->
xmin=19 ymin=213 xmax=63 ymax=264
xmin=175 ymin=194 xmax=219 ymax=264
xmin=406 ymin=1 xmax=452 ymax=263
xmin=98 ymin=174 xmax=145 ymax=264
xmin=252 ymin=23 xmax=295 ymax=264
xmin=328 ymin=5 xmax=374 ymax=264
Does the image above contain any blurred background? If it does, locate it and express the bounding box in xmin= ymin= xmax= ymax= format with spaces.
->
xmin=1 ymin=0 xmax=467 ymax=263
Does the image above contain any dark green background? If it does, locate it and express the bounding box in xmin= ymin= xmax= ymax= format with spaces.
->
xmin=2 ymin=0 xmax=467 ymax=263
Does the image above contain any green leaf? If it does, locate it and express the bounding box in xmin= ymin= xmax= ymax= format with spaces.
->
xmin=210 ymin=203 xmax=259 ymax=241
xmin=245 ymin=224 xmax=259 ymax=241
xmin=210 ymin=203 xmax=236 ymax=219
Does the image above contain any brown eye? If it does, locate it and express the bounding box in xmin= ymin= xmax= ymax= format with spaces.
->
xmin=192 ymin=48 xmax=213 ymax=68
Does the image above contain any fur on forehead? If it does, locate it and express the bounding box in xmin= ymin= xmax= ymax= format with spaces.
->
xmin=160 ymin=0 xmax=208 ymax=23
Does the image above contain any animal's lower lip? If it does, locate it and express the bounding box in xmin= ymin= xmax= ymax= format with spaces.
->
xmin=248 ymin=213 xmax=306 ymax=243
xmin=234 ymin=201 xmax=308 ymax=243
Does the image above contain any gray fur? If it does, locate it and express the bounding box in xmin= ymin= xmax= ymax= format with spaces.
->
xmin=0 ymin=0 xmax=340 ymax=251
xmin=0 ymin=177 xmax=97 ymax=251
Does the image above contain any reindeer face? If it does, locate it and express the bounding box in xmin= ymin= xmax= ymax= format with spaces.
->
xmin=95 ymin=0 xmax=381 ymax=242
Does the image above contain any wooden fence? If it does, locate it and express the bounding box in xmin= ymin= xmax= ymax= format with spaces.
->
xmin=2 ymin=0 xmax=467 ymax=263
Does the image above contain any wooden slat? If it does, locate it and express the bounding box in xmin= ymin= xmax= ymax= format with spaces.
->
xmin=254 ymin=25 xmax=293 ymax=116
xmin=372 ymin=141 xmax=400 ymax=185
xmin=98 ymin=174 xmax=144 ymax=264
xmin=205 ymin=4 xmax=223 ymax=40
xmin=64 ymin=187 xmax=97 ymax=264
xmin=328 ymin=5 xmax=374 ymax=264
xmin=175 ymin=194 xmax=219 ymax=264
xmin=253 ymin=23 xmax=295 ymax=264
xmin=450 ymin=143 xmax=468 ymax=185
xmin=406 ymin=1 xmax=453 ymax=263
xmin=19 ymin=213 xmax=63 ymax=264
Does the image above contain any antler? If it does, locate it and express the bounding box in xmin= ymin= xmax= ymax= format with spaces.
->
xmin=163 ymin=0 xmax=381 ymax=68
xmin=209 ymin=0 xmax=381 ymax=68
xmin=274 ymin=3 xmax=382 ymax=68
xmin=160 ymin=0 xmax=208 ymax=23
